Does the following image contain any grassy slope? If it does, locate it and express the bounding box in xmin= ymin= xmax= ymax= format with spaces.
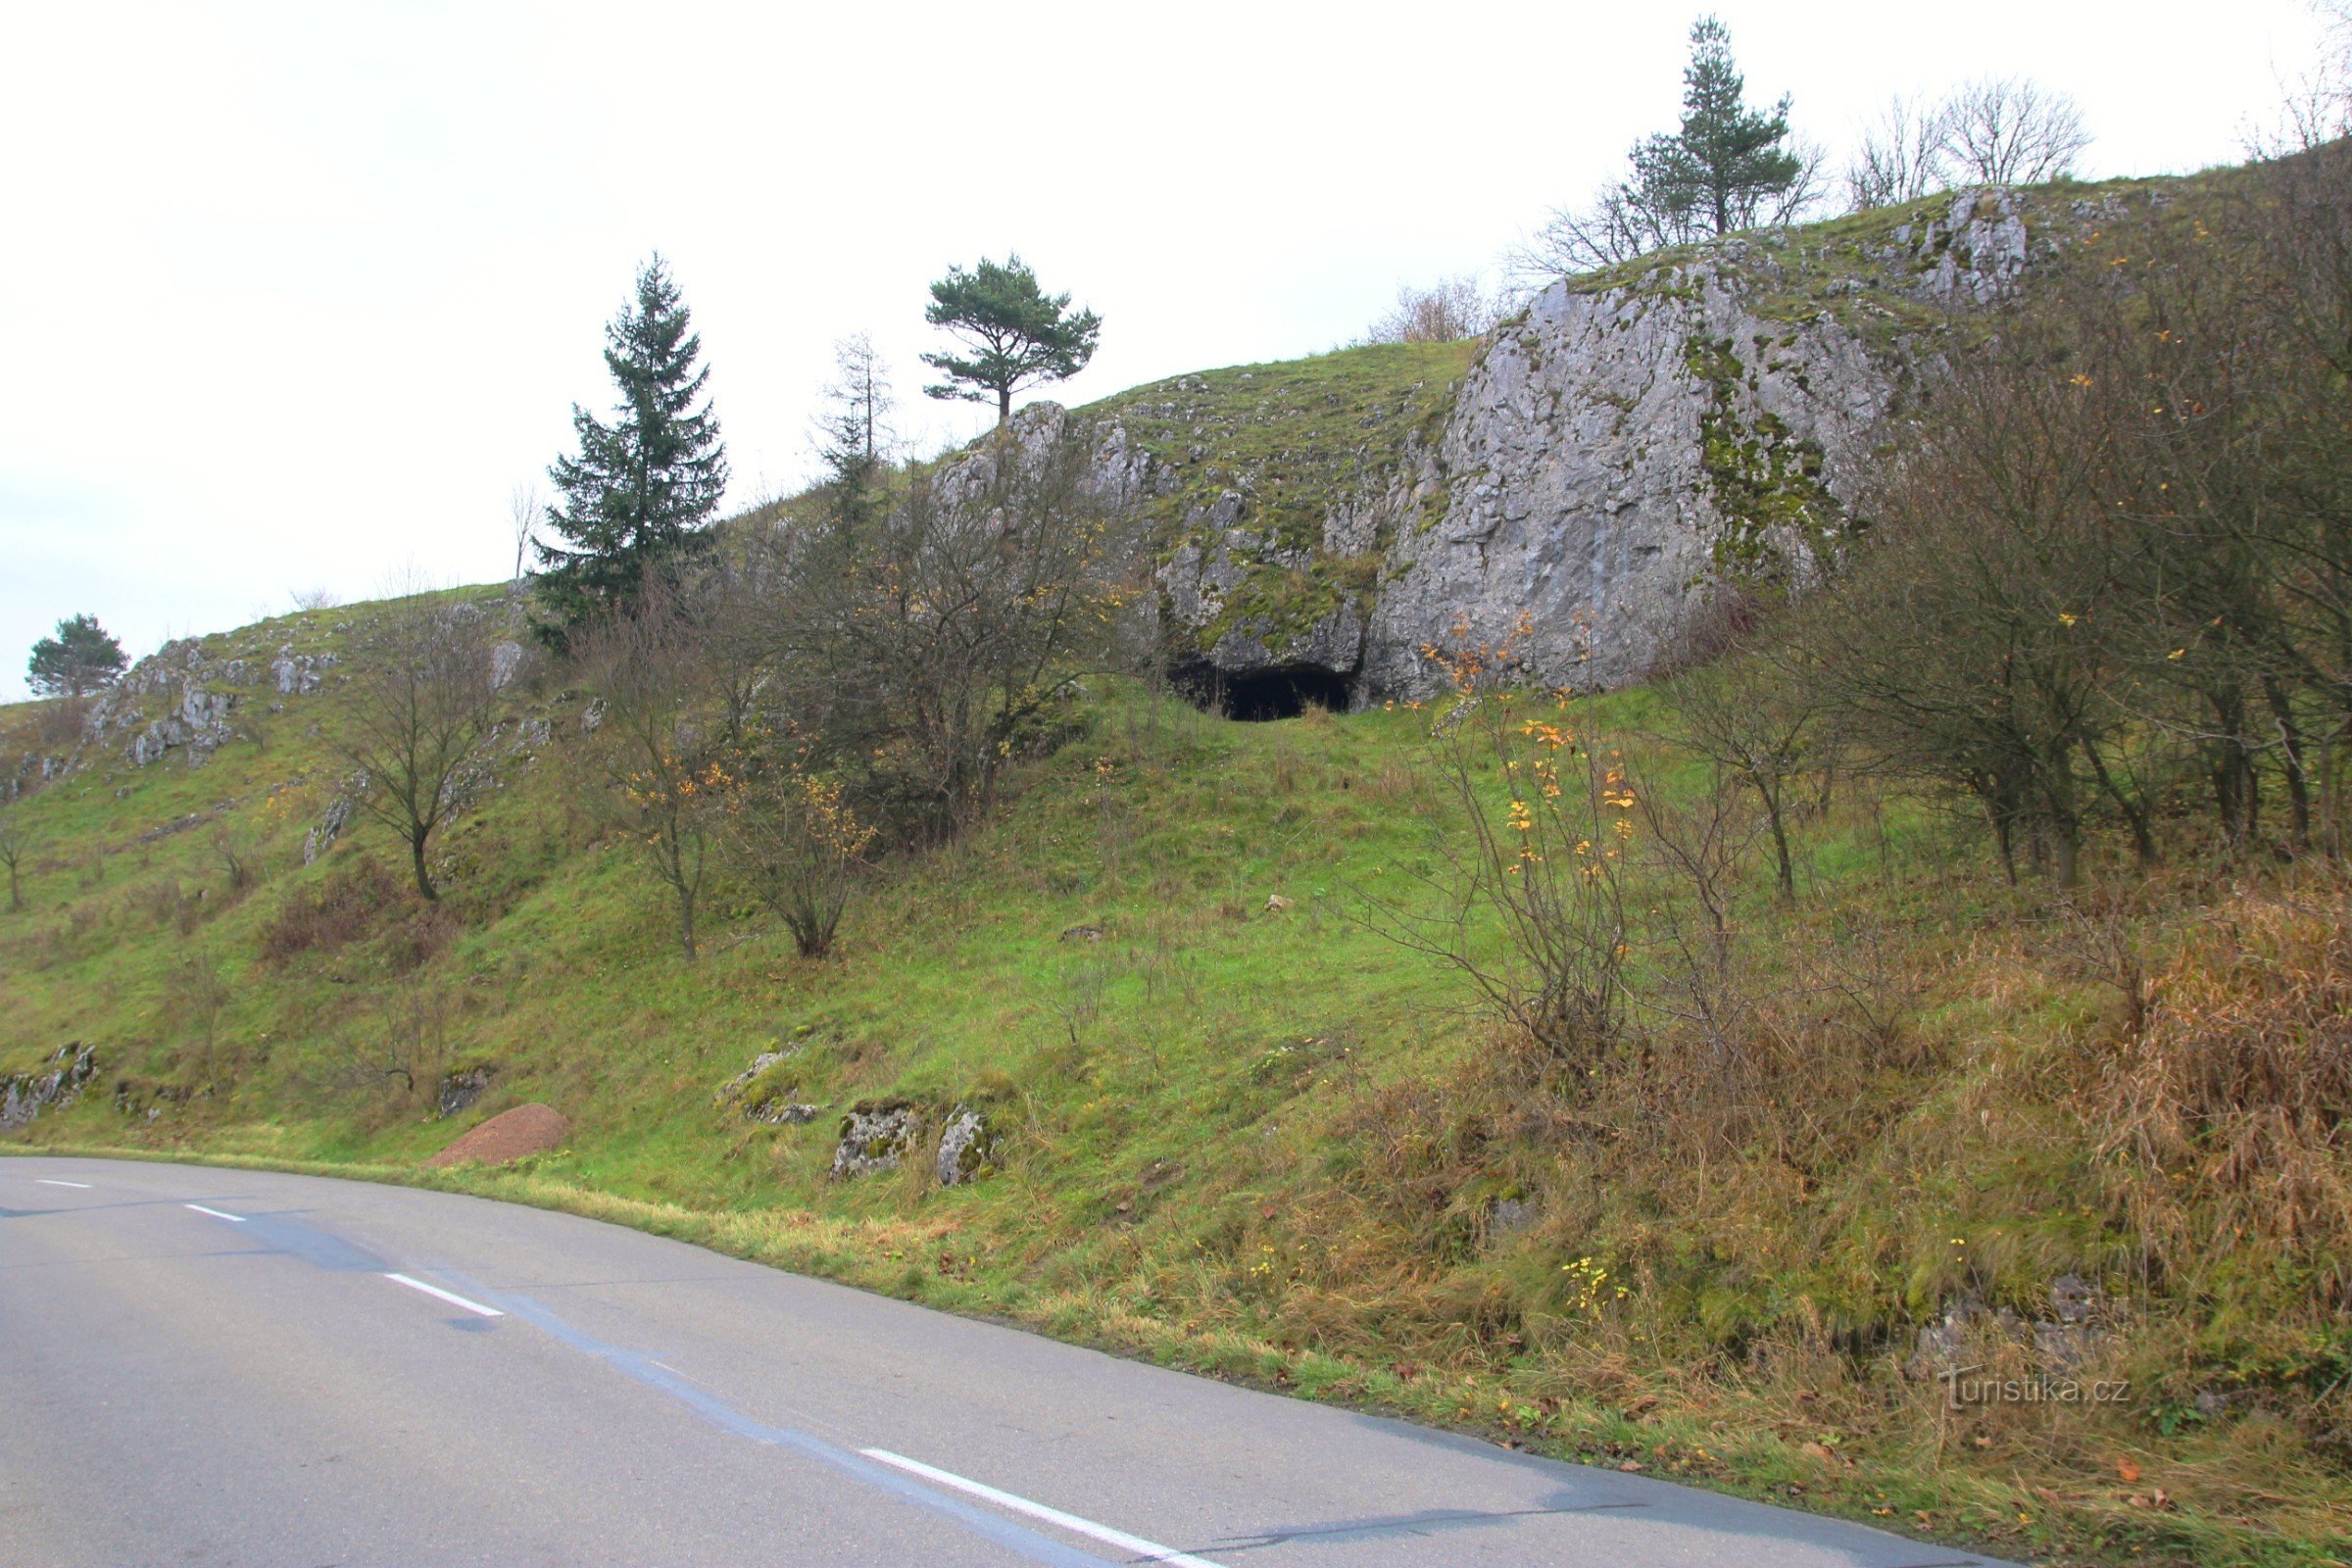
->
xmin=4 ymin=588 xmax=2347 ymax=1567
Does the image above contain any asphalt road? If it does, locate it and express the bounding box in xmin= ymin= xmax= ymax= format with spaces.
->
xmin=0 ymin=1156 xmax=2023 ymax=1567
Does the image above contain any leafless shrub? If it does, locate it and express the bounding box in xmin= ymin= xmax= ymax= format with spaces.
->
xmin=509 ymin=480 xmax=543 ymax=596
xmin=260 ymin=856 xmax=408 ymax=961
xmin=717 ymin=746 xmax=876 ymax=958
xmin=1356 ymin=644 xmax=1634 ymax=1069
xmin=210 ymin=819 xmax=258 ymax=895
xmin=1634 ymin=764 xmax=1763 ymax=1071
xmin=760 ymin=415 xmax=1136 ymax=843
xmin=171 ymin=947 xmax=235 ymax=1085
xmin=571 ymin=589 xmax=723 ymax=959
xmin=1846 ymin=93 xmax=1953 ymax=211
xmin=1364 ymin=276 xmax=1497 ymax=344
xmin=293 ymin=980 xmax=451 ymax=1117
xmin=1661 ymin=644 xmax=1826 ymax=902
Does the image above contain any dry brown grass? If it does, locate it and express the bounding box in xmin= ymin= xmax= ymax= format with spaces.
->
xmin=2086 ymin=876 xmax=2352 ymax=1280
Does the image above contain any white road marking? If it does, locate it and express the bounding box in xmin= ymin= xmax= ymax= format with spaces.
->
xmin=37 ymin=1179 xmax=92 ymax=1189
xmin=184 ymin=1203 xmax=246 ymax=1222
xmin=383 ymin=1272 xmax=504 ymax=1318
xmin=860 ymin=1447 xmax=1225 ymax=1568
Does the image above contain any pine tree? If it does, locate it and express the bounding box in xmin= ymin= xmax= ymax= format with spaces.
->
xmin=1517 ymin=14 xmax=1813 ymax=275
xmin=25 ymin=613 xmax=126 ymax=698
xmin=1638 ymin=16 xmax=1805 ymax=238
xmin=537 ymin=255 xmax=729 ymax=638
xmin=921 ymin=256 xmax=1102 ymax=427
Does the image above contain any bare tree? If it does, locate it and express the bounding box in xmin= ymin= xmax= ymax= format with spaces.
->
xmin=1665 ymin=647 xmax=1827 ymax=901
xmin=1846 ymin=93 xmax=1952 ymax=211
xmin=0 ymin=808 xmax=40 ymax=911
xmin=1937 ymin=77 xmax=2089 ymax=185
xmin=1364 ymin=277 xmax=1497 ymax=343
xmin=335 ymin=589 xmax=502 ymax=901
xmin=574 ymin=591 xmax=723 ymax=959
xmin=509 ymin=480 xmax=543 ymax=596
xmin=2247 ymin=0 xmax=2352 ymax=154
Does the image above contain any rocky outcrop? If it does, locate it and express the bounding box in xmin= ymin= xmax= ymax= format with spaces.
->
xmin=832 ymin=1102 xmax=921 ymax=1179
xmin=80 ymin=640 xmax=241 ymax=767
xmin=1362 ymin=264 xmax=1887 ymax=695
xmin=436 ymin=1067 xmax=492 ymax=1119
xmin=76 ymin=631 xmax=347 ymax=768
xmin=269 ymin=645 xmax=337 ymax=696
xmin=1068 ymin=182 xmax=2167 ymax=705
xmin=713 ymin=1047 xmax=822 ymax=1126
xmin=935 ymin=1104 xmax=997 ymax=1187
xmin=1 ymin=1044 xmax=98 ymax=1131
xmin=1907 ymin=1274 xmax=2112 ymax=1380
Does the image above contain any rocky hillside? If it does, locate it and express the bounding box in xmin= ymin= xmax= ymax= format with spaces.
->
xmin=1077 ymin=172 xmax=2210 ymax=708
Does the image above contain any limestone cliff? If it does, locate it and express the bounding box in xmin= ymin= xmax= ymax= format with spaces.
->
xmin=1079 ymin=175 xmax=2189 ymax=707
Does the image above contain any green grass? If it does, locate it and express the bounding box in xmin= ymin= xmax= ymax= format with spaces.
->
xmin=7 ymin=588 xmax=2350 ymax=1567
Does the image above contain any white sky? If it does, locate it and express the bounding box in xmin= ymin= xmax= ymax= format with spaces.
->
xmin=0 ymin=0 xmax=2334 ymax=699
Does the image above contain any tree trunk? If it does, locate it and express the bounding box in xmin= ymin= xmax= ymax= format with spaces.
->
xmin=2266 ymin=676 xmax=2312 ymax=854
xmin=2082 ymin=737 xmax=2158 ymax=867
xmin=997 ymin=384 xmax=1011 ymax=427
xmin=1757 ymin=782 xmax=1795 ymax=902
xmin=410 ymin=834 xmax=437 ymax=902
xmin=677 ymin=884 xmax=697 ymax=961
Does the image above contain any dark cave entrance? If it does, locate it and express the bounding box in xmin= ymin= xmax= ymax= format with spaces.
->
xmin=1174 ymin=663 xmax=1354 ymax=721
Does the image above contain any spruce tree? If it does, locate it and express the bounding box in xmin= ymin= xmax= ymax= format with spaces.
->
xmin=537 ymin=255 xmax=729 ymax=638
xmin=26 ymin=613 xmax=126 ymax=698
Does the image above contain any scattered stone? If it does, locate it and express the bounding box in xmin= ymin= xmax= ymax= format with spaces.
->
xmin=1264 ymin=894 xmax=1294 ymax=912
xmin=1910 ymin=1282 xmax=2112 ymax=1379
xmin=488 ymin=641 xmax=527 ymax=691
xmin=425 ymin=1102 xmax=568 ymax=1167
xmin=270 ymin=645 xmax=336 ymax=696
xmin=436 ymin=1067 xmax=492 ymax=1119
xmin=935 ymin=1104 xmax=998 ymax=1187
xmin=304 ymin=779 xmax=364 ymax=864
xmin=1058 ymin=924 xmax=1104 ymax=943
xmin=832 ymin=1102 xmax=921 ymax=1179
xmin=714 ymin=1048 xmax=805 ymax=1114
xmin=1 ymin=1044 xmax=98 ymax=1131
xmin=1488 ymin=1196 xmax=1537 ymax=1237
xmin=2047 ymin=1273 xmax=2097 ymax=1323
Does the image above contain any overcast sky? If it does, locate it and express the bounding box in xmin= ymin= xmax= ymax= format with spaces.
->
xmin=0 ymin=0 xmax=2335 ymax=699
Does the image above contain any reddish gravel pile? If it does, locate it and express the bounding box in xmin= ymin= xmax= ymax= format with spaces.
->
xmin=425 ymin=1102 xmax=569 ymax=1168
